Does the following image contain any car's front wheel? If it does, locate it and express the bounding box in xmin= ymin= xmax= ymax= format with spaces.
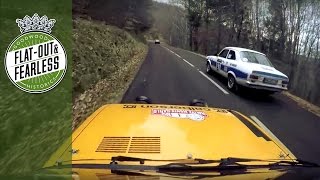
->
xmin=227 ymin=75 xmax=238 ymax=91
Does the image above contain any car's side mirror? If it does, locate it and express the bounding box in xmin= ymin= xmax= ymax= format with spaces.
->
xmin=242 ymin=58 xmax=249 ymax=62
xmin=215 ymin=53 xmax=219 ymax=56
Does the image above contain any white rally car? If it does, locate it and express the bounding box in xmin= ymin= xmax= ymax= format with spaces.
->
xmin=206 ymin=47 xmax=289 ymax=93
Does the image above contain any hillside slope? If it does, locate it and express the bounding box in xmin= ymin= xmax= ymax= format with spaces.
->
xmin=72 ymin=18 xmax=147 ymax=129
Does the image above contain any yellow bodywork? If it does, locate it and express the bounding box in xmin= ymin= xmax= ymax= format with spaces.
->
xmin=44 ymin=104 xmax=295 ymax=167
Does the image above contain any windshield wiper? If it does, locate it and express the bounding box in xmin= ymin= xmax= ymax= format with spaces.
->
xmin=111 ymin=156 xmax=265 ymax=164
xmin=158 ymin=158 xmax=320 ymax=172
xmin=110 ymin=156 xmax=196 ymax=165
xmin=268 ymin=159 xmax=320 ymax=168
xmin=157 ymin=157 xmax=261 ymax=172
xmin=110 ymin=156 xmax=272 ymax=168
xmin=111 ymin=156 xmax=149 ymax=164
xmin=110 ymin=156 xmax=320 ymax=171
xmin=194 ymin=157 xmax=266 ymax=165
xmin=110 ymin=156 xmax=260 ymax=165
xmin=193 ymin=157 xmax=320 ymax=168
xmin=110 ymin=156 xmax=188 ymax=164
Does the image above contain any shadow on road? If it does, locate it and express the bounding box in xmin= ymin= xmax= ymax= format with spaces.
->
xmin=235 ymin=88 xmax=277 ymax=103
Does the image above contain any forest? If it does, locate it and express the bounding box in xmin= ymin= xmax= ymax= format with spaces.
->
xmin=73 ymin=0 xmax=153 ymax=33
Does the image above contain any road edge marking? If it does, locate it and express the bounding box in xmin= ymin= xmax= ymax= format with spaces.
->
xmin=199 ymin=71 xmax=229 ymax=95
xmin=282 ymin=91 xmax=320 ymax=118
xmin=182 ymin=59 xmax=194 ymax=67
xmin=162 ymin=46 xmax=174 ymax=54
xmin=178 ymin=47 xmax=207 ymax=58
xmin=189 ymin=51 xmax=206 ymax=58
xmin=162 ymin=46 xmax=196 ymax=68
xmin=250 ymin=115 xmax=297 ymax=159
xmin=175 ymin=54 xmax=181 ymax=58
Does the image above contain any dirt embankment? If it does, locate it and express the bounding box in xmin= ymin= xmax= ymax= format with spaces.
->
xmin=72 ymin=19 xmax=147 ymax=129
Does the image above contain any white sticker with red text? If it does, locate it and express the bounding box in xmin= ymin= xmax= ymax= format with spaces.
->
xmin=152 ymin=109 xmax=207 ymax=121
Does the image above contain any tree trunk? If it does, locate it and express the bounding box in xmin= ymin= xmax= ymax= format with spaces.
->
xmin=216 ymin=11 xmax=221 ymax=52
xmin=194 ymin=27 xmax=199 ymax=52
xmin=236 ymin=11 xmax=244 ymax=45
xmin=289 ymin=1 xmax=302 ymax=87
xmin=316 ymin=37 xmax=320 ymax=60
xmin=188 ymin=0 xmax=193 ymax=50
xmin=189 ymin=25 xmax=193 ymax=50
xmin=255 ymin=0 xmax=261 ymax=50
xmin=204 ymin=0 xmax=209 ymax=55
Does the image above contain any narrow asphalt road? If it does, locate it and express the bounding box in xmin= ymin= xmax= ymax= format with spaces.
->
xmin=122 ymin=42 xmax=320 ymax=164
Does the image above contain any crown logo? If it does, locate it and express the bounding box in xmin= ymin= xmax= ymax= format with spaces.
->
xmin=16 ymin=13 xmax=56 ymax=34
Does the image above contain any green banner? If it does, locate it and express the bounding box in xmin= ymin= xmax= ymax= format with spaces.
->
xmin=0 ymin=0 xmax=72 ymax=178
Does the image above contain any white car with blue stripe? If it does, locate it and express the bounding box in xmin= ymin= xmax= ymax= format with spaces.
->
xmin=206 ymin=47 xmax=289 ymax=93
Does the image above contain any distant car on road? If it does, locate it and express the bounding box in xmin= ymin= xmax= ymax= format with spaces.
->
xmin=155 ymin=39 xmax=160 ymax=44
xmin=206 ymin=47 xmax=289 ymax=93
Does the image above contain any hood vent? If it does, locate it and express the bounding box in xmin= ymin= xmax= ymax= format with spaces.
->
xmin=96 ymin=137 xmax=130 ymax=153
xmin=129 ymin=137 xmax=160 ymax=153
xmin=96 ymin=137 xmax=160 ymax=154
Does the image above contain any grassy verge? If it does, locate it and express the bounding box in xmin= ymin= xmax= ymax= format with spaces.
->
xmin=72 ymin=18 xmax=147 ymax=129
xmin=282 ymin=91 xmax=320 ymax=118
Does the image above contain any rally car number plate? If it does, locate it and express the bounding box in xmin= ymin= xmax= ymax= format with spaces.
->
xmin=263 ymin=78 xmax=278 ymax=85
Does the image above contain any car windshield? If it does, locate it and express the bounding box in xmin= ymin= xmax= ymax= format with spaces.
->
xmin=240 ymin=51 xmax=273 ymax=67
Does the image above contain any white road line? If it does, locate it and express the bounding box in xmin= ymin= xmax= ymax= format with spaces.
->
xmin=164 ymin=46 xmax=179 ymax=56
xmin=163 ymin=46 xmax=228 ymax=95
xmin=162 ymin=46 xmax=171 ymax=52
xmin=190 ymin=51 xmax=207 ymax=58
xmin=166 ymin=48 xmax=174 ymax=54
xmin=250 ymin=116 xmax=297 ymax=159
xmin=182 ymin=59 xmax=194 ymax=67
xmin=180 ymin=48 xmax=207 ymax=58
xmin=163 ymin=46 xmax=194 ymax=67
xmin=163 ymin=46 xmax=181 ymax=57
xmin=199 ymin=71 xmax=229 ymax=94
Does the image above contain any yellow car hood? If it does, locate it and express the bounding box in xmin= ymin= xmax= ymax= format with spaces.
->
xmin=45 ymin=104 xmax=295 ymax=167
